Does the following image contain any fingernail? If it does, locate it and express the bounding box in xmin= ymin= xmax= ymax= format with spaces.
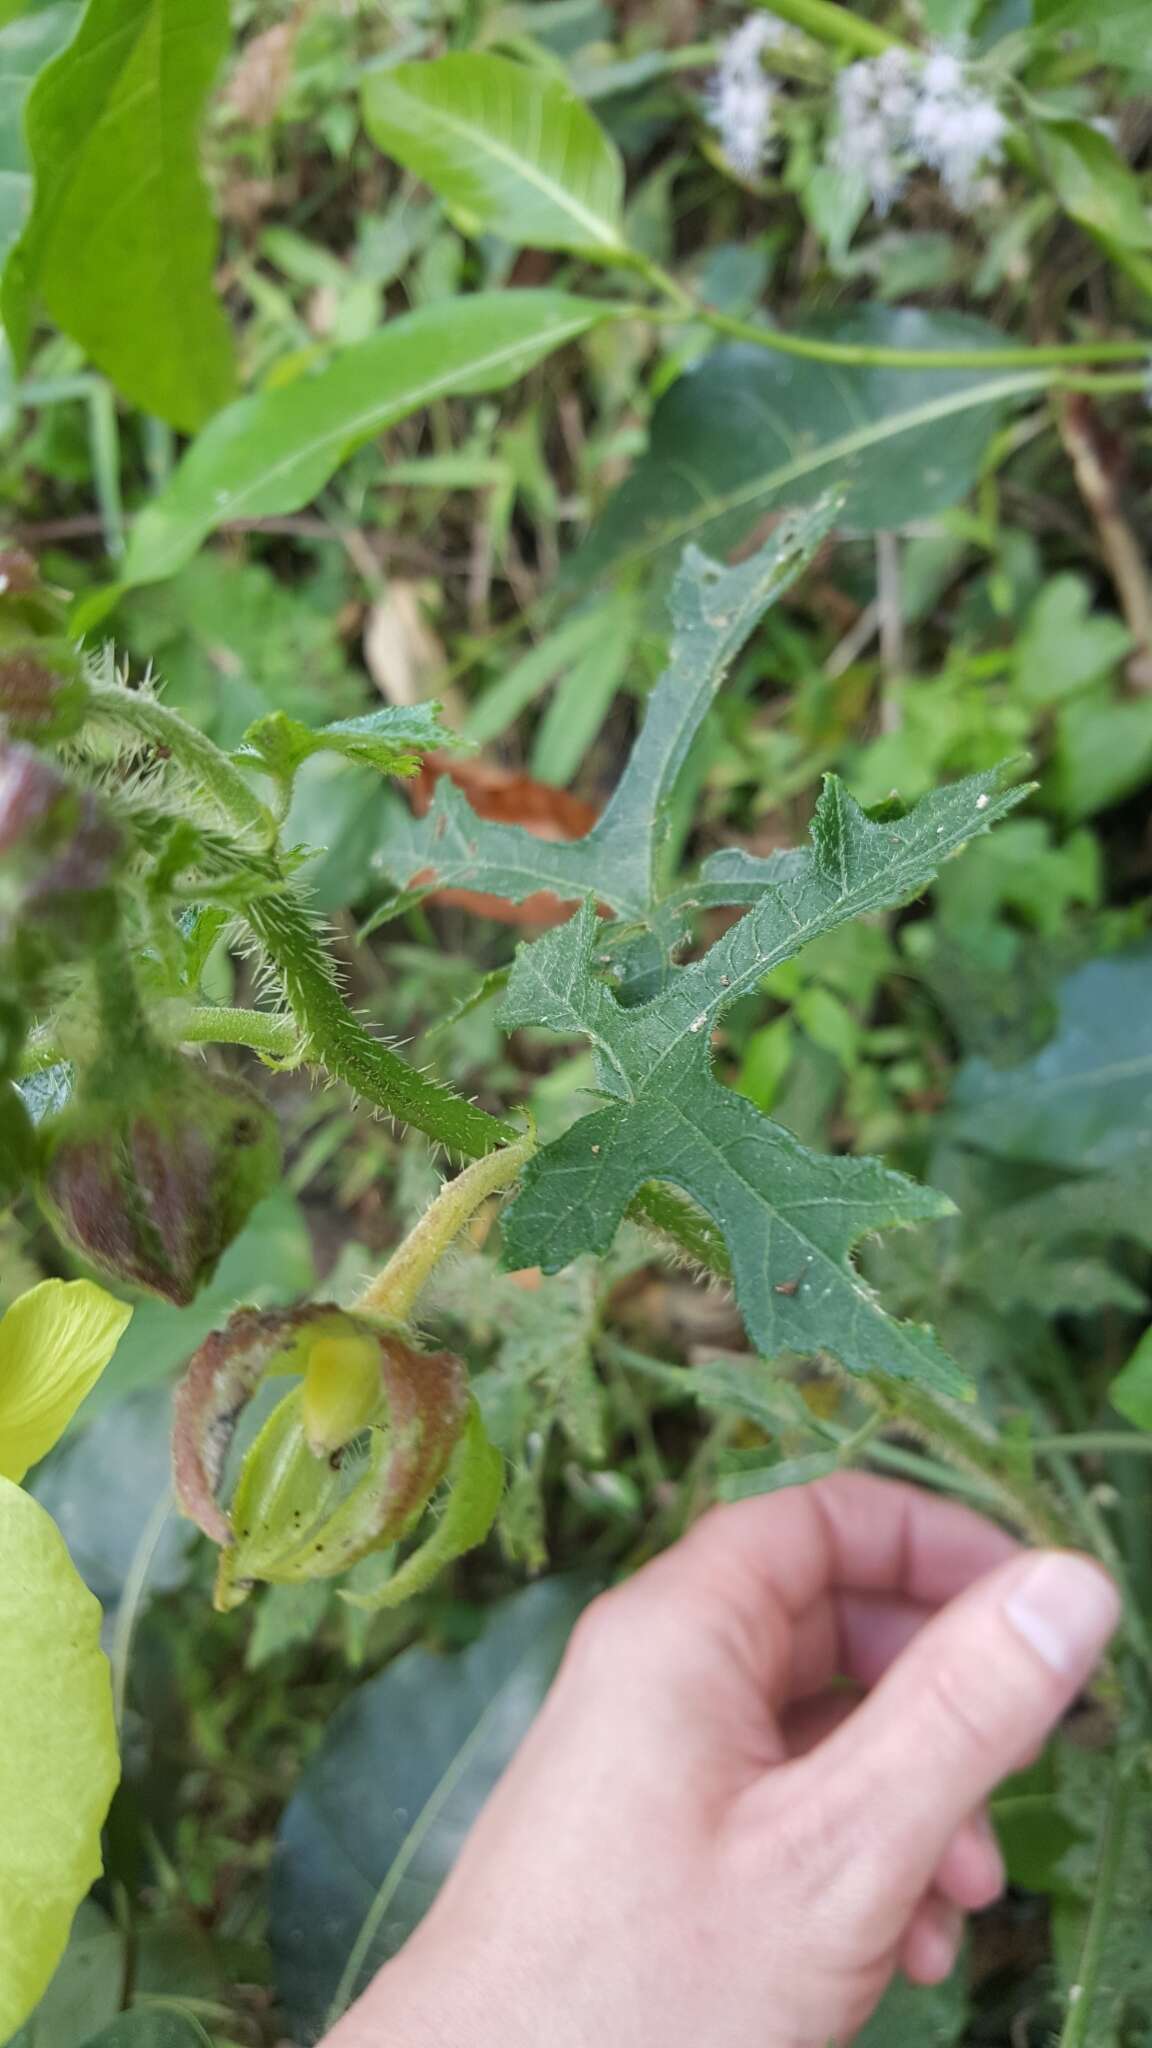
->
xmin=1003 ymin=1555 xmax=1121 ymax=1675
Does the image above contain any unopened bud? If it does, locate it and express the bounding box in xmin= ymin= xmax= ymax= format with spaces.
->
xmin=40 ymin=1055 xmax=280 ymax=1305
xmin=0 ymin=743 xmax=121 ymax=942
xmin=0 ymin=643 xmax=89 ymax=743
xmin=171 ymin=1302 xmax=468 ymax=1609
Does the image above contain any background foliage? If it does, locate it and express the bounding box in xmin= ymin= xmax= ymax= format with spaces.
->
xmin=2 ymin=0 xmax=1152 ymax=2042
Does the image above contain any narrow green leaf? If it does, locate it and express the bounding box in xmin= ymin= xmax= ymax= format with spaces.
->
xmin=370 ymin=502 xmax=837 ymax=924
xmin=4 ymin=0 xmax=235 ymax=428
xmin=363 ymin=52 xmax=626 ymax=257
xmin=529 ymin=600 xmax=635 ymax=786
xmin=500 ymin=767 xmax=1026 ymax=1389
xmin=0 ymin=1477 xmax=120 ymax=2039
xmin=120 ymin=291 xmax=608 ymax=590
xmin=571 ymin=310 xmax=1046 ymax=587
xmin=1036 ymin=118 xmax=1152 ymax=251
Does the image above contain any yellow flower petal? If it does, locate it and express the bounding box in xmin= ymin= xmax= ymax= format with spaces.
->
xmin=0 ymin=1280 xmax=133 ymax=1482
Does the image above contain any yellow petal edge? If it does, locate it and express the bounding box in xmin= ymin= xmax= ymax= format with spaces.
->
xmin=0 ymin=1279 xmax=133 ymax=1483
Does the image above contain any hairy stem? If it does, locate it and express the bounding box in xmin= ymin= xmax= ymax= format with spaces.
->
xmin=866 ymin=1379 xmax=1071 ymax=1548
xmin=1057 ymin=1753 xmax=1134 ymax=2048
xmin=246 ymin=892 xmax=514 ymax=1157
xmin=85 ymin=680 xmax=276 ymax=841
xmin=357 ymin=1130 xmax=537 ymax=1321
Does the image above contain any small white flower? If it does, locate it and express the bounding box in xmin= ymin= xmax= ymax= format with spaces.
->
xmin=828 ymin=41 xmax=1007 ymax=215
xmin=707 ymin=15 xmax=785 ymax=178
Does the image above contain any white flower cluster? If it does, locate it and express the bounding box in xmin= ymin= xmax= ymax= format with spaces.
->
xmin=707 ymin=14 xmax=786 ymax=179
xmin=831 ymin=46 xmax=1007 ymax=213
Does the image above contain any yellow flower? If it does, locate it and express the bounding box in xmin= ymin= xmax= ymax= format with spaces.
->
xmin=0 ymin=1279 xmax=132 ymax=1482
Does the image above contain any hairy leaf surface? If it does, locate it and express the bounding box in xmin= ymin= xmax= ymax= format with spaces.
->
xmin=501 ymin=769 xmax=1025 ymax=1388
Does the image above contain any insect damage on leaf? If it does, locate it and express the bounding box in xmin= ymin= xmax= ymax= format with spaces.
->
xmin=499 ymin=766 xmax=1028 ymax=1392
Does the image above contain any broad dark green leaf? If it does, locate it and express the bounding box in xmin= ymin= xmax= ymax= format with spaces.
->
xmin=852 ymin=1967 xmax=968 ymax=2046
xmin=362 ymin=52 xmax=625 ymax=258
xmin=500 ymin=767 xmax=1026 ymax=1390
xmin=119 ymin=291 xmax=608 ymax=591
xmin=370 ymin=503 xmax=836 ymax=926
xmin=3 ymin=0 xmax=234 ymax=428
xmin=82 ymin=2017 xmax=209 ymax=2048
xmin=0 ymin=1 xmax=77 ymax=272
xmin=8 ymin=1903 xmax=121 ymax=2048
xmin=950 ymin=945 xmax=1152 ymax=1170
xmin=572 ymin=310 xmax=1046 ymax=587
xmin=270 ymin=1578 xmax=590 ymax=2039
xmin=29 ymin=1383 xmax=193 ymax=1607
xmin=237 ymin=703 xmax=453 ymax=783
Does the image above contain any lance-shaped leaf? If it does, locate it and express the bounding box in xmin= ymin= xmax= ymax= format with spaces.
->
xmin=500 ymin=768 xmax=1027 ymax=1390
xmin=362 ymin=52 xmax=626 ymax=259
xmin=370 ymin=499 xmax=837 ymax=926
xmin=4 ymin=0 xmax=234 ymax=428
xmin=119 ymin=290 xmax=609 ymax=592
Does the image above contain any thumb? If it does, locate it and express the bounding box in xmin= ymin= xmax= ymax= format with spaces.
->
xmin=793 ymin=1549 xmax=1120 ymax=1925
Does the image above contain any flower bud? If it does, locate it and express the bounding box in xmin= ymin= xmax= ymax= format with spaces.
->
xmin=171 ymin=1302 xmax=469 ymax=1609
xmin=40 ymin=1055 xmax=280 ymax=1305
xmin=0 ymin=643 xmax=89 ymax=743
xmin=0 ymin=742 xmax=121 ymax=944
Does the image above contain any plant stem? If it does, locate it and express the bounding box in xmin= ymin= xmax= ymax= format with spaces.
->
xmin=357 ymin=1129 xmax=537 ymax=1321
xmin=246 ymin=892 xmax=515 ymax=1158
xmin=750 ymin=0 xmax=896 ymax=56
xmin=164 ymin=1004 xmax=303 ymax=1062
xmin=1057 ymin=1752 xmax=1133 ymax=2048
xmin=633 ymin=285 xmax=1149 ymax=371
xmin=1032 ymin=1432 xmax=1152 ymax=1456
xmin=868 ymin=1379 xmax=1071 ymax=1548
xmin=85 ymin=681 xmax=276 ymax=841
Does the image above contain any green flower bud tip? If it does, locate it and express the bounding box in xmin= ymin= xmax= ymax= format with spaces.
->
xmin=171 ymin=1302 xmax=469 ymax=1608
xmin=40 ymin=1056 xmax=280 ymax=1306
xmin=0 ymin=742 xmax=121 ymax=933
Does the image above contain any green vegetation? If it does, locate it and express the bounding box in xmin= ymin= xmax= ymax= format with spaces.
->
xmin=1 ymin=0 xmax=1152 ymax=2040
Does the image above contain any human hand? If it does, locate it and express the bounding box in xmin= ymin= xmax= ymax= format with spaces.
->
xmin=326 ymin=1473 xmax=1120 ymax=2048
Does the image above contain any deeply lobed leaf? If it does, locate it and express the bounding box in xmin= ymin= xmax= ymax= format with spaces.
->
xmin=370 ymin=499 xmax=839 ymax=928
xmin=500 ymin=767 xmax=1027 ymax=1390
